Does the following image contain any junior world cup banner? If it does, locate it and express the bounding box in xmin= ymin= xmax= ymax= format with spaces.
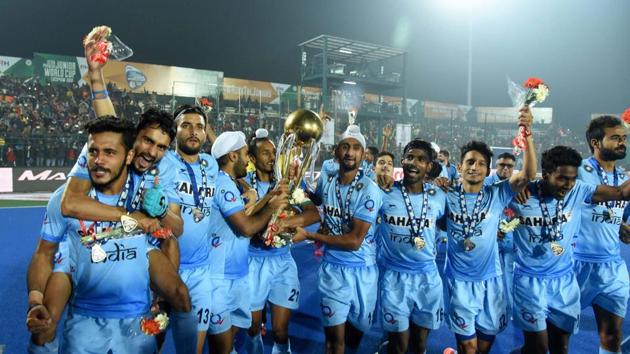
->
xmin=33 ymin=53 xmax=86 ymax=84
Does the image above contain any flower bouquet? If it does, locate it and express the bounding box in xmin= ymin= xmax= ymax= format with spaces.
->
xmin=499 ymin=207 xmax=520 ymax=233
xmin=140 ymin=311 xmax=169 ymax=336
xmin=83 ymin=25 xmax=133 ymax=64
xmin=507 ymin=77 xmax=550 ymax=154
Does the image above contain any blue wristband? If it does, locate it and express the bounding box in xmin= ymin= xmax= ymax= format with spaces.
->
xmin=91 ymin=89 xmax=109 ymax=100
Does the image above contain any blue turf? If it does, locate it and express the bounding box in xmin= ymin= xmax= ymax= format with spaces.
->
xmin=2 ymin=206 xmax=630 ymax=353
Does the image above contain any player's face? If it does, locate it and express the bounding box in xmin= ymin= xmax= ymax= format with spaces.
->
xmin=335 ymin=139 xmax=364 ymax=171
xmin=176 ymin=113 xmax=206 ymax=156
xmin=598 ymin=125 xmax=627 ymax=161
xmin=458 ymin=150 xmax=489 ymax=185
xmin=438 ymin=152 xmax=447 ymax=164
xmin=375 ymin=155 xmax=394 ymax=177
xmin=87 ymin=132 xmax=133 ymax=188
xmin=402 ymin=148 xmax=431 ymax=184
xmin=543 ymin=165 xmax=578 ymax=199
xmin=234 ymin=146 xmax=250 ymax=179
xmin=365 ymin=149 xmax=375 ymax=164
xmin=251 ymin=140 xmax=275 ymax=174
xmin=133 ymin=125 xmax=171 ymax=173
xmin=495 ymin=158 xmax=515 ymax=180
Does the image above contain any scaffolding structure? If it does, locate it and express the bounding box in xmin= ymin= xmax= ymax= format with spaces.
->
xmin=298 ymin=35 xmax=409 ymax=147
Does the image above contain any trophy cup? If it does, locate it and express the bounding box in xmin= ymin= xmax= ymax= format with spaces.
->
xmin=262 ymin=109 xmax=323 ymax=247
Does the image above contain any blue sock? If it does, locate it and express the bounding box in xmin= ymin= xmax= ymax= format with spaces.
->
xmin=246 ymin=333 xmax=264 ymax=354
xmin=171 ymin=310 xmax=199 ymax=354
xmin=272 ymin=339 xmax=291 ymax=354
xmin=28 ymin=337 xmax=58 ymax=354
xmin=599 ymin=348 xmax=620 ymax=354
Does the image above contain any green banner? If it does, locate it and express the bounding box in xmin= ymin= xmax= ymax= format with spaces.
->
xmin=0 ymin=56 xmax=34 ymax=77
xmin=33 ymin=53 xmax=83 ymax=84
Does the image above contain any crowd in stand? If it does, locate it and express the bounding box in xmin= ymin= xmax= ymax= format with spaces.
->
xmin=0 ymin=74 xmax=607 ymax=170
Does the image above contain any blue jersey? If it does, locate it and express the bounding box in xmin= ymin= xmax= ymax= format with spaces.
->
xmin=165 ymin=150 xmax=218 ymax=269
xmin=443 ymin=163 xmax=459 ymax=182
xmin=378 ymin=182 xmax=447 ymax=273
xmin=510 ymin=180 xmax=596 ymax=277
xmin=484 ymin=174 xmax=514 ymax=253
xmin=243 ymin=171 xmax=289 ymax=257
xmin=321 ymin=159 xmax=339 ymax=177
xmin=316 ymin=170 xmax=382 ymax=266
xmin=70 ymin=144 xmax=179 ymax=206
xmin=207 ymin=171 xmax=249 ymax=279
xmin=444 ymin=179 xmax=516 ymax=281
xmin=575 ymin=158 xmax=629 ymax=262
xmin=44 ymin=183 xmax=154 ymax=318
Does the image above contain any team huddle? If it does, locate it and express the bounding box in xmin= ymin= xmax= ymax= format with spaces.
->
xmin=25 ymin=34 xmax=630 ymax=354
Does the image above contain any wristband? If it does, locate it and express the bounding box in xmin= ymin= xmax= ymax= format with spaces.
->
xmin=91 ymin=89 xmax=109 ymax=100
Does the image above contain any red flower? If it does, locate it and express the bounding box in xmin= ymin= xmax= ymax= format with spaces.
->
xmin=151 ymin=228 xmax=173 ymax=239
xmin=621 ymin=108 xmax=630 ymax=124
xmin=523 ymin=77 xmax=544 ymax=89
xmin=140 ymin=319 xmax=161 ymax=335
xmin=504 ymin=208 xmax=516 ymax=219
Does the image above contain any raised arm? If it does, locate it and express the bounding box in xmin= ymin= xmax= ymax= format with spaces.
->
xmin=84 ymin=35 xmax=116 ymax=117
xmin=509 ymin=106 xmax=537 ymax=193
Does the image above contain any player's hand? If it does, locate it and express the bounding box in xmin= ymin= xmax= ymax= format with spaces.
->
xmin=382 ymin=124 xmax=393 ymax=138
xmin=291 ymin=227 xmax=309 ymax=243
xmin=515 ymin=188 xmax=531 ymax=205
xmin=518 ymin=106 xmax=533 ymax=130
xmin=433 ymin=177 xmax=451 ymax=192
xmin=26 ymin=304 xmax=52 ymax=334
xmin=497 ymin=231 xmax=506 ymax=241
xmin=130 ymin=211 xmax=161 ymax=234
xmin=377 ymin=174 xmax=395 ymax=192
xmin=620 ymin=223 xmax=630 ymax=244
xmin=318 ymin=223 xmax=332 ymax=235
xmin=143 ymin=180 xmax=168 ymax=218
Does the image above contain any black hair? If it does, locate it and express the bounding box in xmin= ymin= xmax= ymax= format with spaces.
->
xmin=137 ymin=108 xmax=176 ymax=143
xmin=427 ymin=159 xmax=442 ymax=179
xmin=541 ymin=146 xmax=582 ymax=174
xmin=366 ymin=146 xmax=379 ymax=157
xmin=376 ymin=151 xmax=395 ymax=161
xmin=85 ymin=116 xmax=136 ymax=151
xmin=585 ymin=115 xmax=623 ymax=153
xmin=403 ymin=139 xmax=434 ymax=160
xmin=460 ymin=141 xmax=493 ymax=166
xmin=248 ymin=133 xmax=272 ymax=158
xmin=497 ymin=152 xmax=516 ymax=161
xmin=174 ymin=104 xmax=207 ymax=125
xmin=439 ymin=150 xmax=450 ymax=157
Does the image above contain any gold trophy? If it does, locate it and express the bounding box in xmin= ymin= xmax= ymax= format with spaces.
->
xmin=263 ymin=109 xmax=323 ymax=247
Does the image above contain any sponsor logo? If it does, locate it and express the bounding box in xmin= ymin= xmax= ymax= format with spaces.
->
xmin=320 ymin=303 xmax=335 ymax=318
xmin=18 ymin=170 xmax=67 ymax=181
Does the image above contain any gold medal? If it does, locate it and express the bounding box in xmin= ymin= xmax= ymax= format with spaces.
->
xmin=550 ymin=241 xmax=564 ymax=256
xmin=91 ymin=243 xmax=107 ymax=263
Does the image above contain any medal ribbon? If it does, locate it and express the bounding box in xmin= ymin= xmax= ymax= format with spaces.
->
xmin=537 ymin=182 xmax=565 ymax=243
xmin=399 ymin=181 xmax=429 ymax=242
xmin=458 ymin=185 xmax=485 ymax=240
xmin=334 ymin=171 xmax=362 ymax=233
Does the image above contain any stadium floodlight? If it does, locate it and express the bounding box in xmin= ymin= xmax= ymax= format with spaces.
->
xmin=343 ymin=81 xmax=357 ymax=85
xmin=339 ymin=48 xmax=353 ymax=54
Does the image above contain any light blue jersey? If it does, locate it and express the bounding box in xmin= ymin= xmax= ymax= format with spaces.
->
xmin=70 ymin=144 xmax=179 ymax=206
xmin=243 ymin=171 xmax=288 ymax=257
xmin=510 ymin=180 xmax=596 ymax=277
xmin=444 ymin=179 xmax=516 ymax=281
xmin=484 ymin=174 xmax=514 ymax=253
xmin=378 ymin=182 xmax=447 ymax=273
xmin=316 ymin=170 xmax=383 ymax=266
xmin=575 ymin=158 xmax=628 ymax=262
xmin=321 ymin=159 xmax=339 ymax=177
xmin=46 ymin=185 xmax=155 ymax=318
xmin=207 ymin=170 xmax=249 ymax=279
xmin=165 ymin=150 xmax=218 ymax=269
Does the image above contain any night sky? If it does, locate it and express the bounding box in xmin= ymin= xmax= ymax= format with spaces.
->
xmin=2 ymin=0 xmax=629 ymax=130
